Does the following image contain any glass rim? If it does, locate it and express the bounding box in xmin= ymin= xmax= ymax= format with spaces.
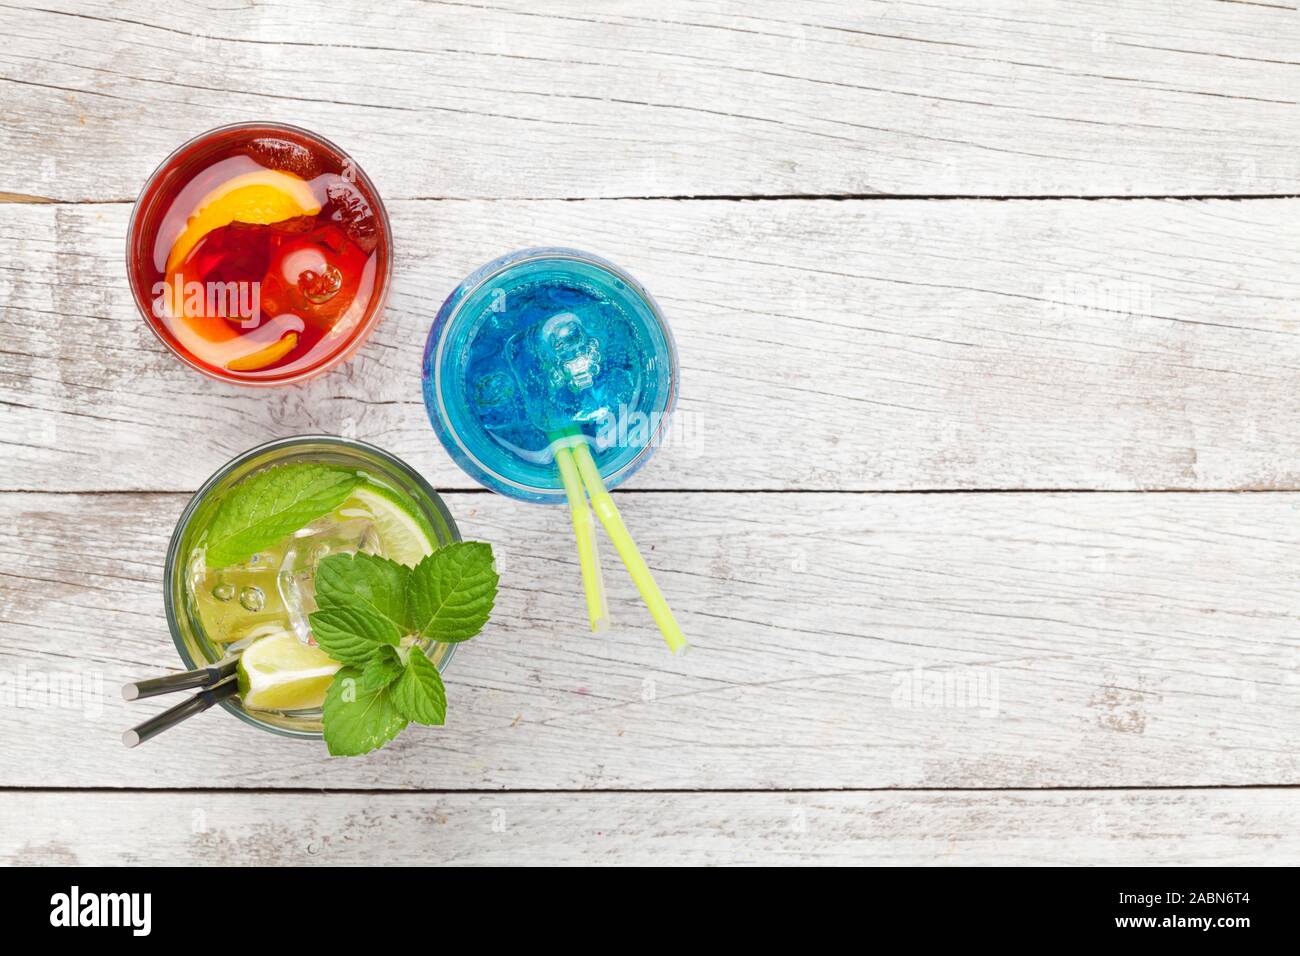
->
xmin=163 ymin=434 xmax=460 ymax=739
xmin=125 ymin=121 xmax=394 ymax=387
xmin=430 ymin=246 xmax=679 ymax=500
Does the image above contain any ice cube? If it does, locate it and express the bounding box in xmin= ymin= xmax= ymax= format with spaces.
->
xmin=506 ymin=309 xmax=609 ymax=432
xmin=470 ymin=363 xmax=524 ymax=432
xmin=277 ymin=564 xmax=314 ymax=644
xmin=320 ymin=178 xmax=379 ymax=253
xmin=243 ymin=136 xmax=323 ymax=181
xmin=277 ymin=516 xmax=379 ymax=643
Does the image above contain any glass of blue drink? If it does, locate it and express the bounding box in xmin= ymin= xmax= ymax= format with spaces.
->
xmin=422 ymin=248 xmax=685 ymax=651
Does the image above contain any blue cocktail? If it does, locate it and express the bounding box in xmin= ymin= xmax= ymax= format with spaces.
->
xmin=423 ymin=248 xmax=685 ymax=650
xmin=423 ymin=248 xmax=677 ymax=502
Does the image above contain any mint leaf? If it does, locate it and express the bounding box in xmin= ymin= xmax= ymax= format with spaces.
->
xmin=360 ymin=645 xmax=404 ymax=690
xmin=406 ymin=542 xmax=498 ymax=642
xmin=390 ymin=647 xmax=447 ymax=725
xmin=309 ymin=605 xmax=400 ymax=665
xmin=316 ymin=552 xmax=410 ymax=631
xmin=307 ymin=540 xmax=498 ymax=756
xmin=204 ymin=463 xmax=360 ymax=568
xmin=322 ymin=667 xmax=408 ymax=756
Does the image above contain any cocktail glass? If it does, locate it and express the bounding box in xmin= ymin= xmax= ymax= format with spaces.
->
xmin=164 ymin=436 xmax=460 ymax=737
xmin=422 ymin=248 xmax=685 ymax=651
xmin=126 ymin=122 xmax=392 ymax=385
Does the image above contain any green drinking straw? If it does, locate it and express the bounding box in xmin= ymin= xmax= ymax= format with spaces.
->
xmin=570 ymin=440 xmax=688 ymax=655
xmin=553 ymin=438 xmax=610 ymax=633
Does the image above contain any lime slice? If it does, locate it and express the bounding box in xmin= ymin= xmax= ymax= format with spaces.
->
xmin=340 ymin=482 xmax=439 ymax=566
xmin=238 ymin=630 xmax=341 ymax=712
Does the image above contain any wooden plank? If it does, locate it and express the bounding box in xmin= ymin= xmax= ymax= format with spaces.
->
xmin=5 ymin=788 xmax=1298 ymax=865
xmin=0 ymin=0 xmax=1296 ymax=201
xmin=2 ymin=489 xmax=1297 ymax=790
xmin=3 ymin=197 xmax=1298 ymax=492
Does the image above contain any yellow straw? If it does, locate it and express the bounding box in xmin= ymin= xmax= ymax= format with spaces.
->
xmin=553 ymin=441 xmax=610 ymax=633
xmin=570 ymin=441 xmax=688 ymax=654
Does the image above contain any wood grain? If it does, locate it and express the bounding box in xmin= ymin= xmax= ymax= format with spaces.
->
xmin=3 ymin=489 xmax=1297 ymax=790
xmin=5 ymin=789 xmax=1298 ymax=865
xmin=3 ymin=197 xmax=1299 ymax=493
xmin=2 ymin=0 xmax=1297 ymax=866
xmin=0 ymin=1 xmax=1296 ymax=201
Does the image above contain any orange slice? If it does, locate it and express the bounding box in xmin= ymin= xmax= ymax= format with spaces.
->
xmin=225 ymin=332 xmax=299 ymax=372
xmin=165 ymin=170 xmax=320 ymax=275
xmin=159 ymin=269 xmax=242 ymax=343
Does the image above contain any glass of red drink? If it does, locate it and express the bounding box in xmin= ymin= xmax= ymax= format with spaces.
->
xmin=127 ymin=122 xmax=392 ymax=385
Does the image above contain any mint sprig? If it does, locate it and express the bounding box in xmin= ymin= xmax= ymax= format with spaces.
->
xmin=360 ymin=646 xmax=405 ymax=691
xmin=203 ymin=463 xmax=360 ymax=568
xmin=407 ymin=542 xmax=499 ymax=642
xmin=322 ymin=668 xmax=408 ymax=756
xmin=310 ymin=544 xmax=498 ymax=756
xmin=390 ymin=647 xmax=447 ymax=725
xmin=310 ymin=604 xmax=400 ymax=665
xmin=314 ymin=552 xmax=410 ymax=631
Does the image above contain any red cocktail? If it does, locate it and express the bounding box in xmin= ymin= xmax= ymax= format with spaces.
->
xmin=127 ymin=123 xmax=391 ymax=384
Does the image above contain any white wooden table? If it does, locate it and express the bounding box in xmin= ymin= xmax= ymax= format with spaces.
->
xmin=2 ymin=0 xmax=1299 ymax=866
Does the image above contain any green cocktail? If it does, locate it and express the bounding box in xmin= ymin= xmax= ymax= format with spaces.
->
xmin=166 ymin=436 xmax=492 ymax=750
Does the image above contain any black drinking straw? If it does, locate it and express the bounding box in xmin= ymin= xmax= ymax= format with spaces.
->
xmin=121 ymin=657 xmax=238 ymax=701
xmin=121 ymin=676 xmax=239 ymax=748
